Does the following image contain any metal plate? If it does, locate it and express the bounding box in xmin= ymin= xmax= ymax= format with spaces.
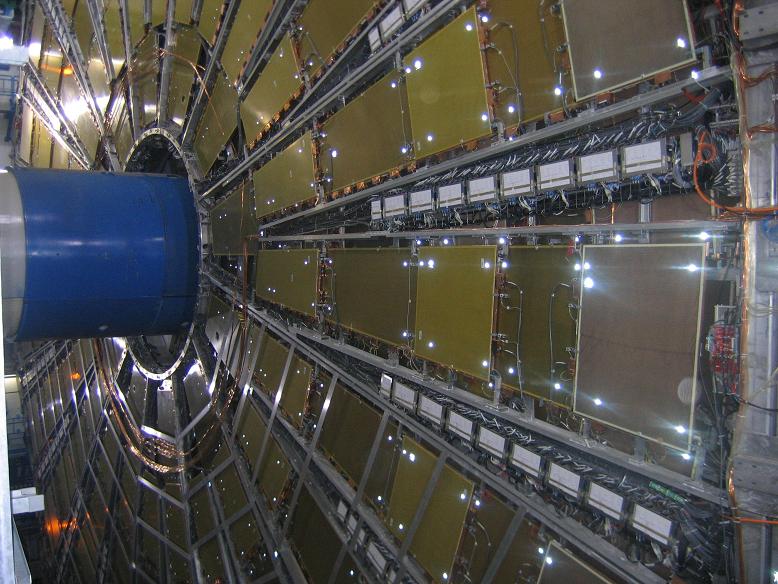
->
xmin=221 ymin=0 xmax=273 ymax=82
xmin=561 ymin=0 xmax=696 ymax=101
xmin=253 ymin=133 xmax=317 ymax=219
xmin=415 ymin=246 xmax=496 ymax=381
xmin=326 ymin=248 xmax=416 ymax=345
xmin=60 ymin=74 xmax=99 ymax=158
xmin=210 ymin=182 xmax=258 ymax=255
xmin=125 ymin=0 xmax=145 ymax=47
xmin=103 ymin=0 xmax=125 ymax=74
xmin=405 ymin=8 xmax=490 ymax=158
xmin=214 ymin=463 xmax=247 ymax=519
xmin=386 ymin=436 xmax=474 ymax=582
xmin=322 ymin=71 xmax=411 ymax=191
xmin=193 ymin=72 xmax=238 ymax=173
xmin=198 ymin=0 xmax=225 ymax=43
xmin=175 ymin=0 xmax=194 ymax=23
xmin=255 ymin=249 xmax=319 ymax=316
xmin=256 ymin=428 xmax=292 ymax=508
xmin=254 ymin=334 xmax=290 ymax=395
xmin=39 ymin=29 xmax=63 ymax=92
xmin=166 ymin=28 xmax=202 ymax=127
xmin=229 ymin=512 xmax=274 ymax=578
xmin=296 ymin=0 xmax=376 ymax=77
xmin=290 ymin=488 xmax=344 ymax=583
xmin=151 ymin=0 xmax=167 ymax=26
xmin=132 ymin=34 xmax=160 ymax=128
xmin=496 ymin=246 xmax=577 ymax=404
xmin=537 ymin=541 xmax=614 ymax=583
xmin=573 ymin=244 xmax=705 ymax=450
xmin=108 ymin=87 xmax=134 ymax=163
xmin=279 ymin=354 xmax=314 ymax=428
xmin=241 ymin=35 xmax=302 ymax=140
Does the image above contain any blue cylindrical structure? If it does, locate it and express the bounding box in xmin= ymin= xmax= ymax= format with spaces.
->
xmin=0 ymin=168 xmax=199 ymax=341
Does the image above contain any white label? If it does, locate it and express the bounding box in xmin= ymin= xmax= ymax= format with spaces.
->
xmin=380 ymin=373 xmax=393 ymax=391
xmin=477 ymin=426 xmax=506 ymax=457
xmin=392 ymin=381 xmax=417 ymax=409
xmin=367 ymin=542 xmax=387 ymax=572
xmin=468 ymin=176 xmax=497 ymax=202
xmin=588 ymin=483 xmax=624 ymax=519
xmin=501 ymin=168 xmax=533 ymax=196
xmin=510 ymin=444 xmax=542 ymax=477
xmin=409 ymin=189 xmax=433 ymax=212
xmin=418 ymin=394 xmax=444 ymax=425
xmin=438 ymin=183 xmax=464 ymax=207
xmin=632 ymin=505 xmax=673 ymax=544
xmin=538 ymin=160 xmax=573 ymax=190
xmin=383 ymin=194 xmax=406 ymax=217
xmin=578 ymin=151 xmax=618 ymax=182
xmin=368 ymin=27 xmax=381 ymax=51
xmin=379 ymin=5 xmax=404 ymax=37
xmin=548 ymin=463 xmax=581 ymax=497
xmin=622 ymin=140 xmax=665 ymax=174
xmin=447 ymin=411 xmax=474 ymax=440
xmin=371 ymin=200 xmax=382 ymax=220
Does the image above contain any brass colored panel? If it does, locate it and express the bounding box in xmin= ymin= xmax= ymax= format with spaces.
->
xmin=538 ymin=541 xmax=614 ymax=583
xmin=125 ymin=0 xmax=145 ymax=47
xmin=51 ymin=141 xmax=71 ymax=169
xmin=405 ymin=8 xmax=490 ymax=158
xmin=199 ymin=537 xmax=227 ymax=582
xmin=103 ymin=0 xmax=125 ymax=74
xmin=256 ymin=426 xmax=291 ymax=507
xmin=562 ymin=0 xmax=695 ymax=101
xmin=253 ymin=133 xmax=317 ymax=219
xmin=30 ymin=117 xmax=53 ymax=169
xmin=198 ymin=0 xmax=224 ymax=43
xmin=230 ymin=513 xmax=274 ymax=578
xmin=296 ymin=0 xmax=375 ymax=77
xmin=166 ymin=28 xmax=202 ymax=126
xmin=241 ymin=35 xmax=302 ymax=140
xmin=214 ymin=464 xmax=247 ymax=518
xmin=415 ymin=246 xmax=496 ymax=381
xmin=164 ymin=502 xmax=187 ymax=550
xmin=496 ymin=247 xmax=577 ymax=404
xmin=280 ymin=354 xmax=313 ymax=428
xmin=220 ymin=0 xmax=272 ymax=82
xmin=175 ymin=0 xmax=194 ymax=23
xmin=88 ymin=39 xmax=111 ymax=114
xmin=130 ymin=34 xmax=160 ymax=128
xmin=210 ymin=182 xmax=257 ymax=255
xmin=151 ymin=0 xmax=167 ymax=26
xmin=387 ymin=436 xmax=474 ymax=582
xmin=72 ymin=0 xmax=93 ymax=55
xmin=486 ymin=0 xmax=567 ymax=123
xmin=18 ymin=105 xmax=32 ymax=164
xmin=60 ymin=74 xmax=99 ymax=158
xmin=194 ymin=72 xmax=238 ymax=173
xmin=236 ymin=402 xmax=265 ymax=471
xmin=326 ymin=248 xmax=416 ymax=345
xmin=255 ymin=249 xmax=319 ymax=317
xmin=574 ymin=244 xmax=705 ymax=450
xmin=254 ymin=334 xmax=289 ymax=394
xmin=39 ymin=30 xmax=63 ymax=92
xmin=190 ymin=487 xmax=214 ymax=538
xmin=290 ymin=488 xmax=344 ymax=584
xmin=323 ymin=71 xmax=411 ymax=191
xmin=108 ymin=89 xmax=134 ymax=163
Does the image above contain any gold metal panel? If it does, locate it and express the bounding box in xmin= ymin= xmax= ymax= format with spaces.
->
xmin=323 ymin=72 xmax=411 ymax=191
xmin=103 ymin=0 xmax=125 ymax=74
xmin=387 ymin=436 xmax=474 ymax=582
xmin=296 ymin=0 xmax=375 ymax=76
xmin=125 ymin=0 xmax=145 ymax=47
xmin=39 ymin=30 xmax=63 ymax=91
xmin=496 ymin=247 xmax=577 ymax=404
xmin=253 ymin=133 xmax=317 ymax=219
xmin=230 ymin=513 xmax=274 ymax=578
xmin=199 ymin=537 xmax=227 ymax=582
xmin=255 ymin=415 xmax=291 ymax=507
xmin=108 ymin=90 xmax=133 ymax=163
xmin=279 ymin=354 xmax=313 ymax=428
xmin=175 ymin=0 xmax=194 ymax=23
xmin=562 ymin=0 xmax=696 ymax=101
xmin=72 ymin=1 xmax=93 ymax=55
xmin=51 ymin=141 xmax=71 ymax=169
xmin=27 ymin=5 xmax=45 ymax=67
xmin=88 ymin=39 xmax=111 ymax=114
xmin=221 ymin=0 xmax=272 ymax=82
xmin=326 ymin=248 xmax=416 ymax=345
xmin=255 ymin=249 xmax=318 ymax=316
xmin=151 ymin=0 xmax=166 ymax=26
xmin=415 ymin=246 xmax=496 ymax=381
xmin=573 ymin=244 xmax=705 ymax=450
xmin=198 ymin=0 xmax=224 ymax=43
xmin=214 ymin=464 xmax=247 ymax=518
xmin=254 ymin=334 xmax=289 ymax=394
xmin=60 ymin=74 xmax=99 ymax=158
xmin=486 ymin=0 xmax=567 ymax=123
xmin=290 ymin=488 xmax=344 ymax=584
xmin=166 ymin=28 xmax=202 ymax=126
xmin=131 ymin=34 xmax=160 ymax=127
xmin=241 ymin=35 xmax=302 ymax=140
xmin=194 ymin=72 xmax=238 ymax=173
xmin=210 ymin=182 xmax=257 ymax=255
xmin=30 ymin=117 xmax=53 ymax=168
xmin=538 ymin=541 xmax=614 ymax=583
xmin=405 ymin=8 xmax=490 ymax=158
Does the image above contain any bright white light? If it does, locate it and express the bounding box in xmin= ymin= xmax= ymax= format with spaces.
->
xmin=676 ymin=37 xmax=687 ymax=49
xmin=507 ymin=104 xmax=516 ymax=114
xmin=427 ymin=259 xmax=435 ymax=269
xmin=331 ymin=149 xmax=338 ymax=158
xmin=63 ymin=98 xmax=89 ymax=121
xmin=583 ymin=261 xmax=591 ymax=270
xmin=465 ymin=23 xmax=474 ymax=31
xmin=442 ymin=573 xmax=449 ymax=581
xmin=682 ymin=452 xmax=691 ymax=461
xmin=28 ymin=41 xmax=42 ymax=60
xmin=483 ymin=261 xmax=491 ymax=269
xmin=409 ymin=452 xmax=416 ymax=462
xmin=390 ymin=81 xmax=398 ymax=89
xmin=401 ymin=146 xmax=408 ymax=154
xmin=413 ymin=58 xmax=423 ymax=70
xmin=416 ymin=239 xmax=422 ymax=245
xmin=404 ymin=66 xmax=412 ymax=74
xmin=554 ymin=85 xmax=563 ymax=96
xmin=691 ymin=69 xmax=700 ymax=80
xmin=698 ymin=231 xmax=710 ymax=241
xmin=498 ymin=237 xmax=507 ymax=245
xmin=554 ymin=382 xmax=562 ymax=390
xmin=402 ymin=260 xmax=409 ymax=267
xmin=482 ymin=360 xmax=489 ymax=367
xmin=501 ymin=261 xmax=508 ymax=269
xmin=402 ymin=449 xmax=407 ymax=455
xmin=583 ymin=276 xmax=594 ymax=289
xmin=508 ymin=367 xmax=515 ymax=375
xmin=0 ymin=35 xmax=12 ymax=50
xmin=387 ymin=435 xmax=393 ymax=441
xmin=593 ymin=68 xmax=603 ymax=79
xmin=546 ymin=556 xmax=553 ymax=565
xmin=480 ymin=14 xmax=489 ymax=23
xmin=675 ymin=425 xmax=687 ymax=434
xmin=686 ymin=263 xmax=699 ymax=273
xmin=481 ymin=112 xmax=489 ymax=122
xmin=773 ymin=570 xmax=778 ymax=584
xmin=594 ymin=397 xmax=603 ymax=406
xmin=426 ymin=133 xmax=434 ymax=142
xmin=614 ymin=234 xmax=623 ymax=243
xmin=574 ymin=263 xmax=582 ymax=271
xmin=538 ymin=547 xmax=545 ymax=555
xmin=427 ymin=340 xmax=435 ymax=348
xmin=443 ymin=238 xmax=450 ymax=245
xmin=474 ymin=499 xmax=481 ymax=507
xmin=398 ymin=523 xmax=404 ymax=530
xmin=460 ymin=492 xmax=467 ymax=501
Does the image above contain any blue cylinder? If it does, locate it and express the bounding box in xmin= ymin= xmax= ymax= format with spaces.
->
xmin=1 ymin=168 xmax=199 ymax=341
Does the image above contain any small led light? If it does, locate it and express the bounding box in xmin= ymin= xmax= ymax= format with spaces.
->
xmin=614 ymin=234 xmax=623 ymax=243
xmin=377 ymin=495 xmax=383 ymax=501
xmin=594 ymin=397 xmax=603 ymax=406
xmin=349 ymin=569 xmax=355 ymax=577
xmin=554 ymin=85 xmax=563 ymax=96
xmin=676 ymin=37 xmax=687 ymax=49
xmin=498 ymin=237 xmax=507 ymax=245
xmin=538 ymin=547 xmax=545 ymax=555
xmin=428 ymin=340 xmax=435 ymax=348
xmin=483 ymin=261 xmax=492 ymax=269
xmin=574 ymin=263 xmax=581 ymax=271
xmin=593 ymin=68 xmax=603 ymax=79
xmin=546 ymin=556 xmax=553 ymax=565
xmin=409 ymin=452 xmax=416 ymax=462
xmin=402 ymin=260 xmax=409 ymax=267
xmin=390 ymin=81 xmax=397 ymax=88
xmin=675 ymin=425 xmax=687 ymax=434
xmin=481 ymin=112 xmax=489 ymax=122
xmin=554 ymin=382 xmax=562 ymax=390
xmin=427 ymin=259 xmax=435 ymax=269
xmin=459 ymin=491 xmax=467 ymax=501
xmin=474 ymin=499 xmax=481 ymax=507
xmin=480 ymin=14 xmax=489 ymax=23
xmin=507 ymin=104 xmax=516 ymax=114
xmin=387 ymin=435 xmax=393 ymax=441
xmin=583 ymin=276 xmax=594 ymax=289
xmin=330 ymin=149 xmax=338 ymax=158
xmin=401 ymin=146 xmax=408 ymax=154
xmin=682 ymin=452 xmax=691 ymax=461
xmin=413 ymin=58 xmax=423 ymax=70
xmin=398 ymin=523 xmax=404 ymax=530
xmin=442 ymin=573 xmax=449 ymax=581
xmin=426 ymin=133 xmax=434 ymax=142
xmin=583 ymin=261 xmax=591 ymax=270
xmin=416 ymin=239 xmax=422 ymax=245
xmin=465 ymin=22 xmax=473 ymax=31
xmin=404 ymin=66 xmax=412 ymax=74
xmin=443 ymin=238 xmax=450 ymax=245
xmin=698 ymin=231 xmax=710 ymax=241
xmin=402 ymin=449 xmax=407 ymax=455
xmin=501 ymin=261 xmax=509 ymax=269
xmin=482 ymin=360 xmax=489 ymax=367
xmin=508 ymin=367 xmax=515 ymax=375
xmin=687 ymin=263 xmax=699 ymax=273
xmin=691 ymin=69 xmax=700 ymax=80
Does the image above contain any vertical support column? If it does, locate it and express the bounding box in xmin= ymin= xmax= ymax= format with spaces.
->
xmin=0 ymin=260 xmax=15 ymax=584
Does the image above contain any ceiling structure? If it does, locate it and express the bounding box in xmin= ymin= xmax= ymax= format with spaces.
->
xmin=6 ymin=0 xmax=778 ymax=583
